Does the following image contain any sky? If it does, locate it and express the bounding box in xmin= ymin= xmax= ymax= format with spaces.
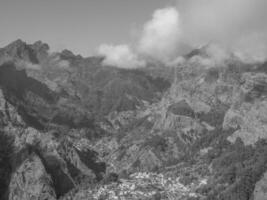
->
xmin=0 ymin=0 xmax=175 ymax=56
xmin=1 ymin=0 xmax=267 ymax=67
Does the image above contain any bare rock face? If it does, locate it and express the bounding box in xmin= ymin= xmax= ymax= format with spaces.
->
xmin=0 ymin=39 xmax=39 ymax=64
xmin=0 ymin=63 xmax=106 ymax=198
xmin=225 ymin=73 xmax=267 ymax=145
xmin=9 ymin=153 xmax=56 ymax=200
xmin=0 ymin=89 xmax=25 ymax=127
xmin=253 ymin=172 xmax=267 ymax=200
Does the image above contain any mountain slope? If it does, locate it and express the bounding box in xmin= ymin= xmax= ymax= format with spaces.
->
xmin=0 ymin=40 xmax=267 ymax=200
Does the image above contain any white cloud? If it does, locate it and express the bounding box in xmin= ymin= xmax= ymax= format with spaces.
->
xmin=97 ymin=0 xmax=267 ymax=68
xmin=177 ymin=0 xmax=267 ymax=62
xmin=57 ymin=60 xmax=70 ymax=69
xmin=138 ymin=7 xmax=182 ymax=63
xmin=51 ymin=55 xmax=70 ymax=69
xmin=98 ymin=44 xmax=145 ymax=68
xmin=233 ymin=32 xmax=267 ymax=63
xmin=16 ymin=60 xmax=42 ymax=70
xmin=97 ymin=7 xmax=184 ymax=68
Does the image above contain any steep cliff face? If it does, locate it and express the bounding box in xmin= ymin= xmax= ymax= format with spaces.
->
xmin=9 ymin=153 xmax=56 ymax=200
xmin=253 ymin=172 xmax=267 ymax=200
xmin=1 ymin=40 xmax=267 ymax=200
xmin=0 ymin=63 xmax=105 ymax=199
xmin=0 ymin=40 xmax=172 ymax=199
xmin=0 ymin=83 xmax=106 ymax=199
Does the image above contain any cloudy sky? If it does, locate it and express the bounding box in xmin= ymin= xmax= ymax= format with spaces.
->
xmin=0 ymin=0 xmax=175 ymax=55
xmin=1 ymin=0 xmax=267 ymax=67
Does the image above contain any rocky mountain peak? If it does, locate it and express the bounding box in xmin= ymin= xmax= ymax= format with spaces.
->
xmin=1 ymin=39 xmax=39 ymax=64
xmin=4 ymin=39 xmax=26 ymax=49
xmin=32 ymin=40 xmax=50 ymax=52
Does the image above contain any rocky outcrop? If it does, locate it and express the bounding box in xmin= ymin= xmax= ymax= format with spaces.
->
xmin=0 ymin=76 xmax=106 ymax=198
xmin=167 ymin=100 xmax=195 ymax=118
xmin=254 ymin=172 xmax=267 ymax=200
xmin=0 ymin=39 xmax=39 ymax=64
xmin=9 ymin=153 xmax=56 ymax=200
xmin=225 ymin=73 xmax=267 ymax=145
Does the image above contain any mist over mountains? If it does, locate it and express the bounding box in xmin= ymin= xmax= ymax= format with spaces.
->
xmin=97 ymin=0 xmax=267 ymax=69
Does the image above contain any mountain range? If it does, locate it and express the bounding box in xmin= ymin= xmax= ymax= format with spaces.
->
xmin=0 ymin=39 xmax=267 ymax=200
